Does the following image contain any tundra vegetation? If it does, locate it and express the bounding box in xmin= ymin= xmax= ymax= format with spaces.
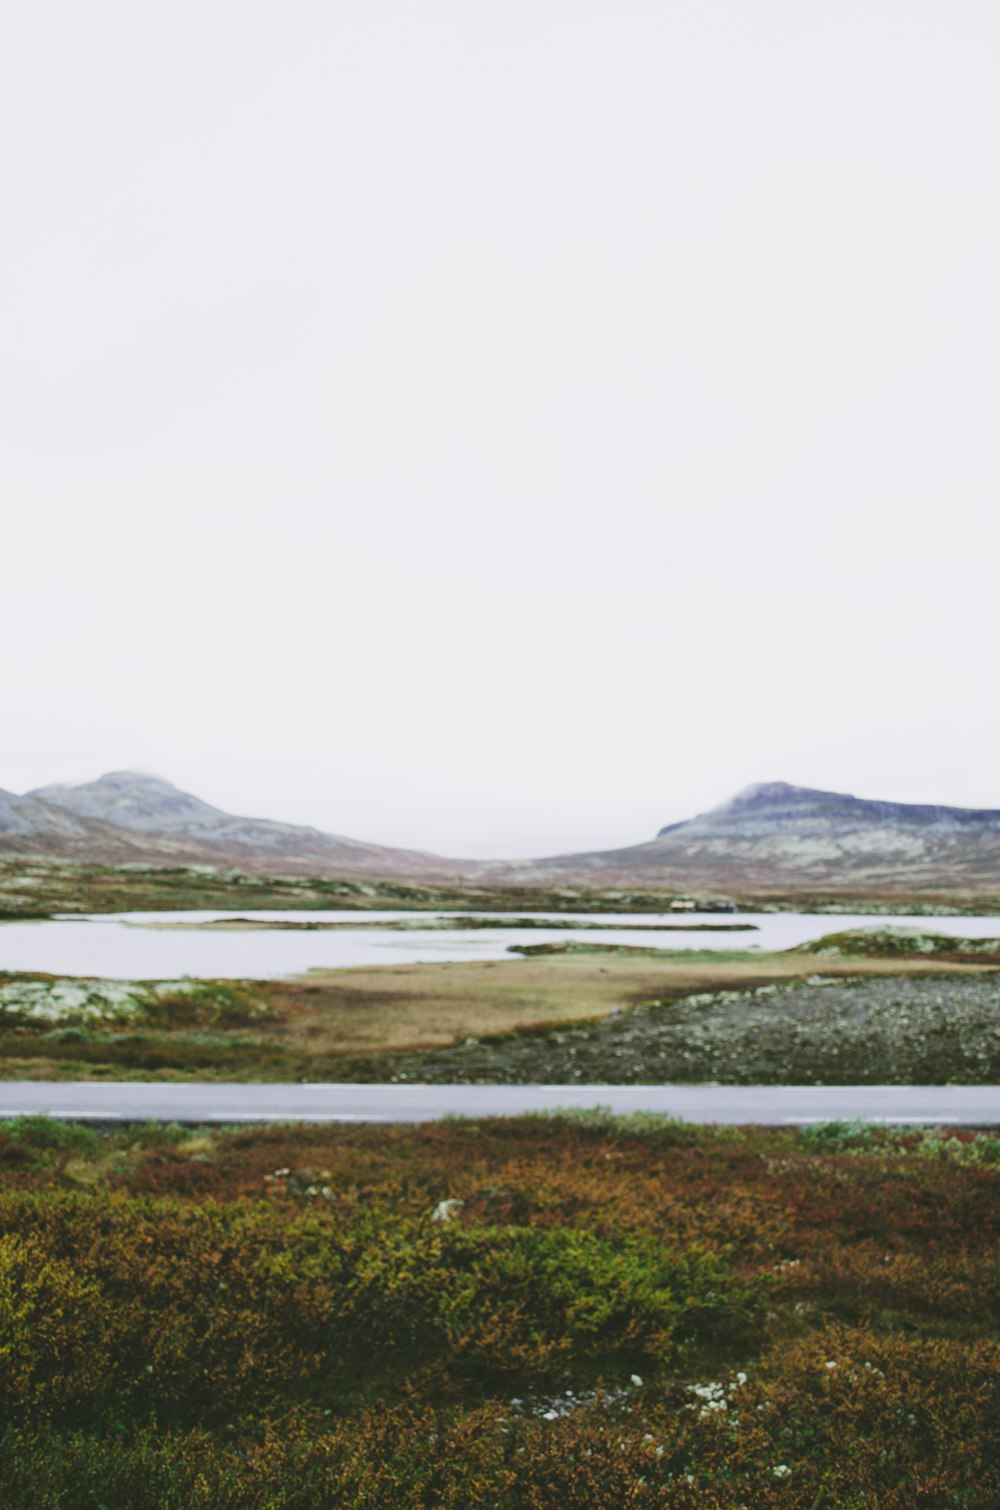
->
xmin=0 ymin=861 xmax=736 ymax=919
xmin=4 ymin=858 xmax=1000 ymax=919
xmin=0 ymin=1112 xmax=996 ymax=1507
xmin=0 ymin=936 xmax=998 ymax=1083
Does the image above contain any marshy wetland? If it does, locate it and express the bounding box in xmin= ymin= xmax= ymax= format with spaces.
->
xmin=2 ymin=861 xmax=999 ymax=1084
xmin=0 ymin=925 xmax=998 ymax=1084
xmin=3 ymin=903 xmax=1000 ymax=977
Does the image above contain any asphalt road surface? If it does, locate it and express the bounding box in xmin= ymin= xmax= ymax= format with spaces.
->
xmin=0 ymin=1083 xmax=996 ymax=1124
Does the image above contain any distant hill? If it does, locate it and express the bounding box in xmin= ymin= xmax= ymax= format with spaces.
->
xmin=2 ymin=771 xmax=468 ymax=880
xmin=519 ymin=782 xmax=1000 ymax=896
xmin=5 ymin=772 xmax=1000 ymax=897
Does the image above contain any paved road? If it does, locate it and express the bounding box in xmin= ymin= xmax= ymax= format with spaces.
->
xmin=0 ymin=1083 xmax=996 ymax=1124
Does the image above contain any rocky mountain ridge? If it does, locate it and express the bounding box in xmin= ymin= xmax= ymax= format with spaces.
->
xmin=4 ymin=773 xmax=1000 ymax=895
xmin=1 ymin=772 xmax=470 ymax=880
xmin=524 ymin=781 xmax=1000 ymax=894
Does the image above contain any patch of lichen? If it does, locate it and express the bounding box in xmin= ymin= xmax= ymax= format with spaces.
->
xmin=797 ymin=926 xmax=1000 ymax=961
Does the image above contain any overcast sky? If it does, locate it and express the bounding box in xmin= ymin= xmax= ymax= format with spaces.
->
xmin=3 ymin=2 xmax=999 ymax=857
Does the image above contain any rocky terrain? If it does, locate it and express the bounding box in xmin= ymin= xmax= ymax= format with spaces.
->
xmin=4 ymin=930 xmax=995 ymax=1083
xmin=360 ymin=973 xmax=1000 ymax=1087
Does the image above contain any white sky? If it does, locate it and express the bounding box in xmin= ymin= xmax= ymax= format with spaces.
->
xmin=3 ymin=1 xmax=1000 ymax=858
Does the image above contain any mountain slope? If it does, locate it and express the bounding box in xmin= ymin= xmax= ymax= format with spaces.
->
xmin=7 ymin=772 xmax=1000 ymax=896
xmin=31 ymin=772 xmax=229 ymax=832
xmin=0 ymin=784 xmax=156 ymax=859
xmin=9 ymin=772 xmax=470 ymax=880
xmin=523 ymin=782 xmax=1000 ymax=894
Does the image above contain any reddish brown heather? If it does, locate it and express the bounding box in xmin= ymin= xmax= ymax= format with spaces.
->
xmin=0 ymin=1116 xmax=996 ymax=1506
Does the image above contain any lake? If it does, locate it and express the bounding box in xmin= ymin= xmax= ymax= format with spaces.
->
xmin=1 ymin=910 xmax=998 ymax=980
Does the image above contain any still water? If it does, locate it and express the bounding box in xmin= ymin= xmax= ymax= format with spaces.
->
xmin=1 ymin=910 xmax=998 ymax=980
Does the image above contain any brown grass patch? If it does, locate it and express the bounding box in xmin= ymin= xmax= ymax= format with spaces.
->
xmin=258 ymin=952 xmax=998 ymax=1055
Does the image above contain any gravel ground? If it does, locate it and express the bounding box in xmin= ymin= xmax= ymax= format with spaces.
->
xmin=358 ymin=973 xmax=1000 ymax=1085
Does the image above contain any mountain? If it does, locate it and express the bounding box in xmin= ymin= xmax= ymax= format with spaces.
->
xmin=523 ymin=782 xmax=1000 ymax=895
xmin=32 ymin=772 xmax=232 ymax=833
xmin=0 ymin=786 xmax=125 ymax=850
xmin=5 ymin=771 xmax=469 ymax=880
xmin=6 ymin=772 xmax=1000 ymax=896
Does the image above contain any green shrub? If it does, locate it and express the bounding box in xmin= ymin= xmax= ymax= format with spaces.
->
xmin=2 ymin=1116 xmax=99 ymax=1154
xmin=0 ymin=1234 xmax=118 ymax=1412
xmin=139 ymin=982 xmax=267 ymax=1029
xmin=0 ymin=1193 xmax=753 ymax=1423
xmin=2 ymin=1339 xmax=998 ymax=1510
xmin=798 ymin=1119 xmax=890 ymax=1152
xmin=343 ymin=1219 xmax=739 ymax=1375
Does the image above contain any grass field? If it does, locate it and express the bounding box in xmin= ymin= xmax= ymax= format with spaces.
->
xmin=0 ymin=1111 xmax=995 ymax=1506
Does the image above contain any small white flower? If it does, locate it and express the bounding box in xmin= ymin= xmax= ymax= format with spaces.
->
xmin=630 ymin=1373 xmax=643 ymax=1386
xmin=824 ymin=1360 xmax=838 ymax=1370
xmin=772 ymin=1464 xmax=791 ymax=1479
